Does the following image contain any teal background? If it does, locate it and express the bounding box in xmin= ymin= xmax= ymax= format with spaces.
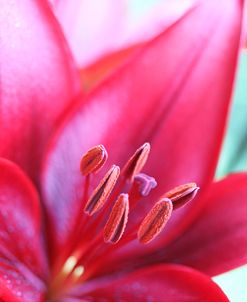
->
xmin=214 ymin=51 xmax=247 ymax=301
xmin=217 ymin=52 xmax=247 ymax=178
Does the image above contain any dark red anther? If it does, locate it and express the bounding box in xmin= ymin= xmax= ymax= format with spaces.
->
xmin=104 ymin=194 xmax=129 ymax=244
xmin=134 ymin=173 xmax=157 ymax=196
xmin=84 ymin=165 xmax=120 ymax=216
xmin=138 ymin=198 xmax=173 ymax=244
xmin=122 ymin=143 xmax=150 ymax=181
xmin=164 ymin=182 xmax=199 ymax=210
xmin=80 ymin=145 xmax=108 ymax=176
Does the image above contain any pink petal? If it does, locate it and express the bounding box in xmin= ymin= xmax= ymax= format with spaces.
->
xmin=0 ymin=0 xmax=80 ymax=182
xmin=161 ymin=173 xmax=247 ymax=276
xmin=51 ymin=0 xmax=127 ymax=67
xmin=70 ymin=264 xmax=228 ymax=301
xmin=42 ymin=0 xmax=243 ymax=258
xmin=0 ymin=158 xmax=48 ymax=282
xmin=51 ymin=0 xmax=195 ymax=67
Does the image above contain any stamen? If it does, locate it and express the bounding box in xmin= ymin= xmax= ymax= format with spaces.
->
xmin=80 ymin=145 xmax=108 ymax=176
xmin=138 ymin=198 xmax=173 ymax=244
xmin=122 ymin=143 xmax=150 ymax=181
xmin=134 ymin=173 xmax=157 ymax=196
xmin=104 ymin=194 xmax=129 ymax=244
xmin=84 ymin=165 xmax=120 ymax=215
xmin=164 ymin=182 xmax=199 ymax=210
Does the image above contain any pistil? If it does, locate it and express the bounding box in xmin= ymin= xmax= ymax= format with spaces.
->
xmin=134 ymin=173 xmax=157 ymax=197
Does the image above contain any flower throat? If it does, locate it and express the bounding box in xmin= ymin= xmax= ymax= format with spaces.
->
xmin=48 ymin=143 xmax=199 ymax=300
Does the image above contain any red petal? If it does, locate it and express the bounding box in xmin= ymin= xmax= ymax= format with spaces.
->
xmin=0 ymin=0 xmax=80 ymax=181
xmin=0 ymin=158 xmax=48 ymax=282
xmin=161 ymin=173 xmax=247 ymax=276
xmin=71 ymin=265 xmax=228 ymax=301
xmin=52 ymin=0 xmax=195 ymax=67
xmin=0 ymin=260 xmax=45 ymax=302
xmin=42 ymin=0 xmax=243 ymax=258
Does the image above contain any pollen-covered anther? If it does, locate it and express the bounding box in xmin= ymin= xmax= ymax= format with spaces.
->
xmin=134 ymin=173 xmax=157 ymax=196
xmin=164 ymin=182 xmax=199 ymax=210
xmin=80 ymin=145 xmax=108 ymax=176
xmin=122 ymin=142 xmax=150 ymax=181
xmin=104 ymin=194 xmax=129 ymax=244
xmin=84 ymin=165 xmax=120 ymax=216
xmin=138 ymin=198 xmax=173 ymax=244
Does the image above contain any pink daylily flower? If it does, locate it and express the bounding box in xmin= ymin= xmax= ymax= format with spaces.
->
xmin=0 ymin=0 xmax=247 ymax=301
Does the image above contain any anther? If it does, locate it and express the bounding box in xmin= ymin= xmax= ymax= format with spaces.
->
xmin=138 ymin=198 xmax=173 ymax=244
xmin=104 ymin=194 xmax=129 ymax=244
xmin=84 ymin=165 xmax=120 ymax=215
xmin=164 ymin=182 xmax=199 ymax=210
xmin=80 ymin=145 xmax=108 ymax=176
xmin=134 ymin=173 xmax=157 ymax=196
xmin=122 ymin=143 xmax=150 ymax=181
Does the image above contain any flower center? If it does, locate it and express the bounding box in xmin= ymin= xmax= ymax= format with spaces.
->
xmin=47 ymin=143 xmax=199 ymax=301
